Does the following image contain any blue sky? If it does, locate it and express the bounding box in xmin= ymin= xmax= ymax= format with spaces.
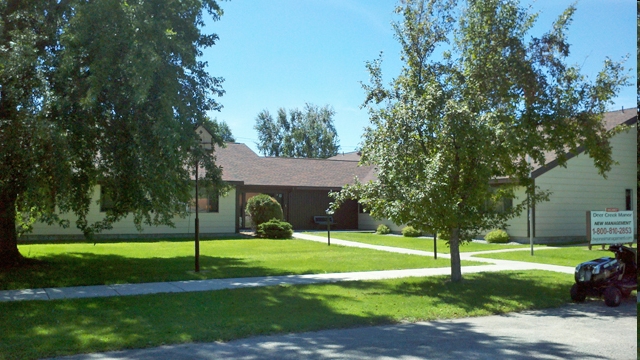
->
xmin=202 ymin=0 xmax=637 ymax=155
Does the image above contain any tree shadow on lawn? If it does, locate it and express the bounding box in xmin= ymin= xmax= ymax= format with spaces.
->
xmin=1 ymin=282 xmax=392 ymax=360
xmin=333 ymin=271 xmax=575 ymax=316
xmin=17 ymin=234 xmax=251 ymax=246
xmin=3 ymin=238 xmax=455 ymax=290
xmin=3 ymin=271 xmax=630 ymax=360
xmin=0 ymin=253 xmax=301 ymax=290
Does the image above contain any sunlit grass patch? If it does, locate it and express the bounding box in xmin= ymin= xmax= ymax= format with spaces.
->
xmin=472 ymin=246 xmax=612 ymax=267
xmin=2 ymin=238 xmax=482 ymax=290
xmin=1 ymin=270 xmax=574 ymax=360
xmin=306 ymin=231 xmax=535 ymax=253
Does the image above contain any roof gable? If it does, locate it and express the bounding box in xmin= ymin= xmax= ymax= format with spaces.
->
xmin=531 ymin=108 xmax=637 ymax=178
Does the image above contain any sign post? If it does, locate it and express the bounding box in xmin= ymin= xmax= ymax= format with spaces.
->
xmin=586 ymin=209 xmax=634 ymax=250
xmin=326 ymin=209 xmax=334 ymax=247
xmin=433 ymin=232 xmax=437 ymax=260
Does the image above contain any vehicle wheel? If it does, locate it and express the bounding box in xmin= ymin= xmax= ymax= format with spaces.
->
xmin=570 ymin=284 xmax=586 ymax=302
xmin=603 ymin=286 xmax=622 ymax=307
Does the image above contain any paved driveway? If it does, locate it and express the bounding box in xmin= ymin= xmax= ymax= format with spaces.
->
xmin=55 ymin=299 xmax=637 ymax=360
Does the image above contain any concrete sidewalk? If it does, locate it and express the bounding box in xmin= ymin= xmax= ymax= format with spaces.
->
xmin=0 ymin=232 xmax=575 ymax=302
xmin=294 ymin=232 xmax=575 ymax=273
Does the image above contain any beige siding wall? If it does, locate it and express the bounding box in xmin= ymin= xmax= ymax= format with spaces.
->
xmin=510 ymin=126 xmax=637 ymax=240
xmin=27 ymin=186 xmax=237 ymax=238
xmin=502 ymin=186 xmax=529 ymax=238
xmin=358 ymin=214 xmax=404 ymax=232
xmin=358 ymin=126 xmax=636 ymax=242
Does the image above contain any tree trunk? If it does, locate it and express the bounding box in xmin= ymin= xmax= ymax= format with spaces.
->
xmin=0 ymin=191 xmax=23 ymax=267
xmin=449 ymin=227 xmax=462 ymax=282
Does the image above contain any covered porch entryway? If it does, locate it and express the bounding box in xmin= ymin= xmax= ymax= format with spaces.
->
xmin=235 ymin=185 xmax=359 ymax=232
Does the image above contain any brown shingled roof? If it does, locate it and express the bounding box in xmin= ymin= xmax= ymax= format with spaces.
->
xmin=214 ymin=109 xmax=635 ymax=187
xmin=215 ymin=143 xmax=375 ymax=189
xmin=328 ymin=151 xmax=362 ymax=161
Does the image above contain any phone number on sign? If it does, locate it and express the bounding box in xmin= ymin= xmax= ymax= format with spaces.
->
xmin=592 ymin=227 xmax=633 ymax=235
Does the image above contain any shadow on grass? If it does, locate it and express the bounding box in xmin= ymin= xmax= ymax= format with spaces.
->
xmin=17 ymin=234 xmax=251 ymax=245
xmin=0 ymin=253 xmax=299 ymax=290
xmin=330 ymin=271 xmax=573 ymax=314
xmin=3 ymin=238 xmax=458 ymax=291
xmin=1 ymin=281 xmax=392 ymax=360
xmin=3 ymin=271 xmax=635 ymax=360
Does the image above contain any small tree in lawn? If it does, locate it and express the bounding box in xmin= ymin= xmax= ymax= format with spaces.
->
xmin=332 ymin=0 xmax=628 ymax=282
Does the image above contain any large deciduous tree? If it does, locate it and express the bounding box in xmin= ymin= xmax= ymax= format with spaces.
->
xmin=254 ymin=103 xmax=340 ymax=158
xmin=332 ymin=0 xmax=628 ymax=282
xmin=0 ymin=0 xmax=225 ymax=267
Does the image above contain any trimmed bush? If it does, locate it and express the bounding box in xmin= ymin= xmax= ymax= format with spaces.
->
xmin=246 ymin=194 xmax=284 ymax=228
xmin=402 ymin=226 xmax=421 ymax=237
xmin=376 ymin=224 xmax=391 ymax=235
xmin=437 ymin=230 xmax=449 ymax=241
xmin=256 ymin=219 xmax=293 ymax=239
xmin=485 ymin=229 xmax=509 ymax=243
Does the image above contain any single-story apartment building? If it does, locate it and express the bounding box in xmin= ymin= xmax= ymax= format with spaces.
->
xmin=24 ymin=130 xmax=374 ymax=239
xmin=25 ymin=108 xmax=637 ymax=244
xmin=214 ymin=142 xmax=374 ymax=231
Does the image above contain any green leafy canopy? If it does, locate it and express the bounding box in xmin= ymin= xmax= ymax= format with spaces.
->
xmin=0 ymin=0 xmax=226 ymax=264
xmin=254 ymin=103 xmax=340 ymax=158
xmin=332 ymin=0 xmax=629 ymax=281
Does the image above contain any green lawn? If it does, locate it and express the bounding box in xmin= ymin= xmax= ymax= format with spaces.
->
xmin=1 ymin=270 xmax=574 ymax=360
xmin=307 ymin=231 xmax=535 ymax=253
xmin=472 ymin=246 xmax=614 ymax=267
xmin=2 ymin=238 xmax=481 ymax=290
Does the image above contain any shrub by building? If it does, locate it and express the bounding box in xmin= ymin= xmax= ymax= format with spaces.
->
xmin=246 ymin=194 xmax=284 ymax=228
xmin=256 ymin=219 xmax=293 ymax=239
xmin=402 ymin=226 xmax=421 ymax=237
xmin=484 ymin=229 xmax=509 ymax=243
xmin=376 ymin=224 xmax=391 ymax=235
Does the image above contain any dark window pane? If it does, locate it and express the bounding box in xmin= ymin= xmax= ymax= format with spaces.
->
xmin=100 ymin=186 xmax=115 ymax=212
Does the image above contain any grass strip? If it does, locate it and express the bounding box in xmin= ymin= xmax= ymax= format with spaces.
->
xmin=306 ymin=232 xmax=537 ymax=253
xmin=1 ymin=270 xmax=574 ymax=360
xmin=472 ymin=246 xmax=613 ymax=267
xmin=2 ymin=238 xmax=481 ymax=290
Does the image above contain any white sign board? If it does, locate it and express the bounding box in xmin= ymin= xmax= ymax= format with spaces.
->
xmin=587 ymin=210 xmax=635 ymax=245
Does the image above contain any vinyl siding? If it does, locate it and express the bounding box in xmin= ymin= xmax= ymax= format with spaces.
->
xmin=358 ymin=214 xmax=404 ymax=233
xmin=25 ymin=186 xmax=237 ymax=239
xmin=359 ymin=126 xmax=636 ymax=243
xmin=502 ymin=186 xmax=529 ymax=238
xmin=510 ymin=126 xmax=637 ymax=240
